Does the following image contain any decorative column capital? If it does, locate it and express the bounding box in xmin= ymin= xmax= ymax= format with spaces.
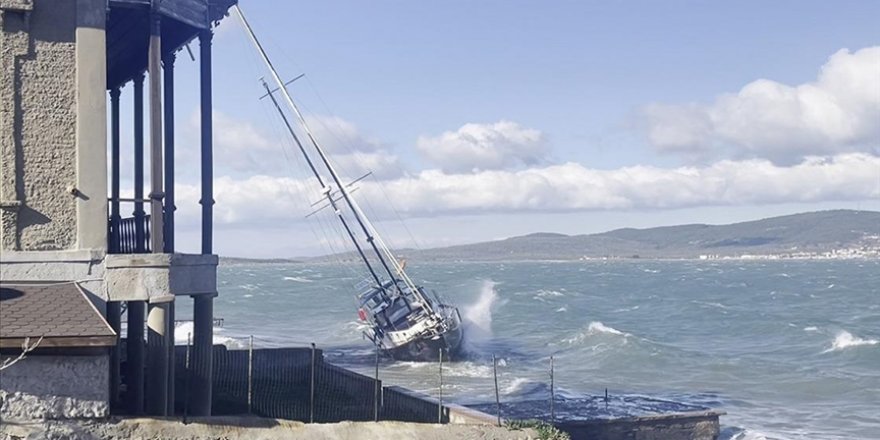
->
xmin=162 ymin=50 xmax=176 ymax=65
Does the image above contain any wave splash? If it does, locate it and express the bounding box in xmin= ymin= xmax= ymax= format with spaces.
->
xmin=461 ymin=280 xmax=502 ymax=353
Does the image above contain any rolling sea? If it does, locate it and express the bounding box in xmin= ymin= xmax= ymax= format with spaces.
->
xmin=175 ymin=259 xmax=879 ymax=439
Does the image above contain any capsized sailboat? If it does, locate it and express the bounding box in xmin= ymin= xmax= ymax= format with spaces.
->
xmin=235 ymin=6 xmax=463 ymax=361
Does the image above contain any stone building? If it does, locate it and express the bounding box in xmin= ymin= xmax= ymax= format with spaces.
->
xmin=1 ymin=0 xmax=235 ymax=420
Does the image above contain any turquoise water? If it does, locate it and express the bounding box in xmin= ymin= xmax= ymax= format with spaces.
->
xmin=178 ymin=260 xmax=880 ymax=439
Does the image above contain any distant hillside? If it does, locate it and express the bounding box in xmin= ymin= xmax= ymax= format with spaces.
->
xmin=221 ymin=257 xmax=301 ymax=265
xmin=392 ymin=210 xmax=880 ymax=261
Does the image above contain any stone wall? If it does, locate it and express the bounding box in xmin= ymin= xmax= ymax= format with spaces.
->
xmin=0 ymin=0 xmax=79 ymax=252
xmin=0 ymin=354 xmax=110 ymax=420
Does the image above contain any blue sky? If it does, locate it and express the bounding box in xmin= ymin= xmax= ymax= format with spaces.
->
xmin=117 ymin=1 xmax=880 ymax=257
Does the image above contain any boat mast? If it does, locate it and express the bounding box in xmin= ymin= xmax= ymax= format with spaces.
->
xmin=234 ymin=5 xmax=435 ymax=311
xmin=259 ymin=79 xmax=385 ymax=290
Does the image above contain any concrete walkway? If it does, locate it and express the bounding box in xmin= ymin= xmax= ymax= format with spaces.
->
xmin=1 ymin=417 xmax=538 ymax=440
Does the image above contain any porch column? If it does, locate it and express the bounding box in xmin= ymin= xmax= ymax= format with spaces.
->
xmin=109 ymin=87 xmax=121 ymax=253
xmin=133 ymin=73 xmax=146 ymax=252
xmin=106 ymin=301 xmax=121 ymax=410
xmin=199 ymin=30 xmax=213 ymax=254
xmin=166 ymin=301 xmax=176 ymax=414
xmin=126 ymin=300 xmax=146 ymax=415
xmin=190 ymin=29 xmax=215 ymax=417
xmin=191 ymin=294 xmax=214 ymax=416
xmin=163 ymin=50 xmax=177 ymax=414
xmin=163 ymin=52 xmax=176 ymax=253
xmin=146 ymin=300 xmax=170 ymax=415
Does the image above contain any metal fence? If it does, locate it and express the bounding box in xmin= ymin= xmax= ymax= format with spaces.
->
xmin=167 ymin=336 xmax=709 ymax=426
xmin=168 ymin=336 xmax=543 ymax=425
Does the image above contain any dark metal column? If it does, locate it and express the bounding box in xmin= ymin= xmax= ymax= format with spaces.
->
xmin=146 ymin=301 xmax=170 ymax=415
xmin=162 ymin=52 xmax=176 ymax=253
xmin=133 ymin=74 xmax=146 ymax=252
xmin=162 ymin=51 xmax=177 ymax=414
xmin=106 ymin=301 xmax=121 ymax=411
xmin=191 ymin=294 xmax=214 ymax=416
xmin=166 ymin=301 xmax=175 ymax=415
xmin=126 ymin=301 xmax=146 ymax=415
xmin=109 ymin=88 xmax=121 ymax=253
xmin=190 ymin=29 xmax=215 ymax=417
xmin=199 ymin=30 xmax=213 ymax=255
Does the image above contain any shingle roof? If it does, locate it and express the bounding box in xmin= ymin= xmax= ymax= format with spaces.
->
xmin=0 ymin=282 xmax=116 ymax=348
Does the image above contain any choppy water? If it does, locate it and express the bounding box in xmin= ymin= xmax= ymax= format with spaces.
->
xmin=176 ymin=260 xmax=880 ymax=439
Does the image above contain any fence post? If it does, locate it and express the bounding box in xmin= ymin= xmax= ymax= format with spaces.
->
xmin=438 ymin=348 xmax=443 ymax=424
xmin=183 ymin=332 xmax=191 ymax=424
xmin=550 ymin=355 xmax=555 ymax=422
xmin=247 ymin=335 xmax=254 ymax=415
xmin=374 ymin=343 xmax=380 ymax=422
xmin=310 ymin=342 xmax=316 ymax=423
xmin=493 ymin=354 xmax=501 ymax=426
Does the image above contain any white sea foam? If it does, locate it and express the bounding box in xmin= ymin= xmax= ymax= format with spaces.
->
xmin=536 ymin=289 xmax=564 ymax=298
xmin=556 ymin=306 xmax=568 ymax=313
xmin=587 ymin=321 xmax=628 ymax=336
xmin=824 ymin=331 xmax=878 ymax=352
xmin=403 ymin=360 xmax=494 ymax=378
xmin=562 ymin=321 xmax=630 ymax=345
xmin=283 ymin=276 xmax=313 ymax=283
xmin=174 ymin=321 xmax=245 ymax=348
xmin=729 ymin=429 xmax=770 ymax=440
xmin=502 ymin=377 xmax=531 ymax=395
xmin=803 ymin=326 xmax=818 ymax=332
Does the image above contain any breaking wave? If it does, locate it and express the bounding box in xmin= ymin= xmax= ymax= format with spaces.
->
xmin=562 ymin=321 xmax=631 ymax=345
xmin=823 ymin=330 xmax=878 ymax=352
xmin=283 ymin=276 xmax=313 ymax=283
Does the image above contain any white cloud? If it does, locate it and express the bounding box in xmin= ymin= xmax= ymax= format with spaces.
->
xmin=305 ymin=115 xmax=404 ymax=179
xmin=416 ymin=121 xmax=549 ymax=173
xmin=179 ymin=111 xmax=403 ymax=180
xmin=173 ymin=153 xmax=880 ymax=226
xmin=643 ymin=46 xmax=880 ymax=163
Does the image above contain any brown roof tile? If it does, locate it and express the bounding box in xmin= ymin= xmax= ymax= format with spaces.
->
xmin=0 ymin=282 xmax=116 ymax=340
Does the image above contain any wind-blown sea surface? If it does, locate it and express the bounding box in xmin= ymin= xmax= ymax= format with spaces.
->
xmin=176 ymin=260 xmax=880 ymax=439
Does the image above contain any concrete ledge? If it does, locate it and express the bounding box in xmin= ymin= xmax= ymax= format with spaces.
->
xmin=382 ymin=386 xmax=498 ymax=425
xmin=104 ymin=253 xmax=218 ymax=301
xmin=0 ymin=250 xmax=106 ymax=300
xmin=0 ymin=249 xmax=104 ymax=263
xmin=555 ymin=410 xmax=725 ymax=440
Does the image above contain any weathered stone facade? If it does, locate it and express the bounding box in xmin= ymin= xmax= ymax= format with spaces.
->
xmin=0 ymin=354 xmax=110 ymax=419
xmin=0 ymin=0 xmax=79 ymax=252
